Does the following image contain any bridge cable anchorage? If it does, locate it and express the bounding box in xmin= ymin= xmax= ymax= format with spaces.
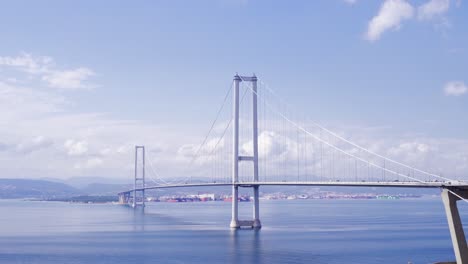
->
xmin=243 ymin=81 xmax=436 ymax=184
xmin=257 ymin=79 xmax=454 ymax=183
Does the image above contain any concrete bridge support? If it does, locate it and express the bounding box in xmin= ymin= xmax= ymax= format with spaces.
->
xmin=253 ymin=185 xmax=261 ymax=228
xmin=118 ymin=192 xmax=128 ymax=204
xmin=230 ymin=74 xmax=261 ymax=229
xmin=118 ymin=192 xmax=132 ymax=205
xmin=442 ymin=188 xmax=468 ymax=264
xmin=230 ymin=185 xmax=239 ymax=228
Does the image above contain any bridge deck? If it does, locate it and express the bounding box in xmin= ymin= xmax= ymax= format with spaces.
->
xmin=118 ymin=181 xmax=468 ymax=195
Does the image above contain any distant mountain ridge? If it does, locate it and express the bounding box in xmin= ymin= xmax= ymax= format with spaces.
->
xmin=63 ymin=176 xmax=131 ymax=188
xmin=0 ymin=178 xmax=132 ymax=199
xmin=38 ymin=176 xmax=132 ymax=188
xmin=0 ymin=179 xmax=81 ymax=198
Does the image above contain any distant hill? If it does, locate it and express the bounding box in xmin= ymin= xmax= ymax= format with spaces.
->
xmin=80 ymin=183 xmax=131 ymax=195
xmin=0 ymin=179 xmax=81 ymax=198
xmin=38 ymin=176 xmax=131 ymax=188
xmin=63 ymin=176 xmax=131 ymax=188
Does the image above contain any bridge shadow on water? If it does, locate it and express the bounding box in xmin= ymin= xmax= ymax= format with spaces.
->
xmin=130 ymin=207 xmax=146 ymax=232
xmin=229 ymin=229 xmax=263 ymax=264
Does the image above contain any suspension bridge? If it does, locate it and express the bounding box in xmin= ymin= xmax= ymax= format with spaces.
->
xmin=118 ymin=74 xmax=468 ymax=263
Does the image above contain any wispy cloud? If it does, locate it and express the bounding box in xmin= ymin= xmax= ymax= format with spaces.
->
xmin=365 ymin=0 xmax=414 ymax=42
xmin=15 ymin=136 xmax=54 ymax=154
xmin=0 ymin=52 xmax=96 ymax=90
xmin=0 ymin=81 xmax=67 ymax=118
xmin=64 ymin=139 xmax=89 ymax=156
xmin=0 ymin=56 xmax=183 ymax=179
xmin=0 ymin=52 xmax=53 ymax=74
xmin=74 ymin=157 xmax=103 ymax=169
xmin=418 ymin=0 xmax=450 ymax=20
xmin=444 ymin=81 xmax=467 ymax=96
xmin=42 ymin=67 xmax=95 ymax=90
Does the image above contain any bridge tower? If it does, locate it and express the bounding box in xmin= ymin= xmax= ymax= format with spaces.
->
xmin=132 ymin=145 xmax=146 ymax=208
xmin=230 ymin=74 xmax=261 ymax=229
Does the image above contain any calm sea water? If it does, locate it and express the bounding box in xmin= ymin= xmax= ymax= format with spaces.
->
xmin=0 ymin=197 xmax=465 ymax=264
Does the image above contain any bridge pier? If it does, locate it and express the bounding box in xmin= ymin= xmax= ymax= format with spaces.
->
xmin=230 ymin=185 xmax=262 ymax=229
xmin=253 ymin=185 xmax=261 ymax=228
xmin=442 ymin=188 xmax=468 ymax=264
xmin=230 ymin=185 xmax=239 ymax=228
xmin=118 ymin=192 xmax=128 ymax=204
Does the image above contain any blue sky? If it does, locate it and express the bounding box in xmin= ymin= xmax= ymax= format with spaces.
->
xmin=0 ymin=0 xmax=467 ymax=180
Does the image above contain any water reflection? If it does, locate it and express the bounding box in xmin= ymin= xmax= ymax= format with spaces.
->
xmin=0 ymin=199 xmax=460 ymax=263
xmin=132 ymin=206 xmax=145 ymax=232
xmin=229 ymin=228 xmax=263 ymax=264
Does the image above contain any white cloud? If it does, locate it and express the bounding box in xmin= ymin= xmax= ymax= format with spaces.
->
xmin=64 ymin=140 xmax=89 ymax=156
xmin=85 ymin=157 xmax=103 ymax=168
xmin=365 ymin=0 xmax=414 ymax=42
xmin=74 ymin=157 xmax=103 ymax=169
xmin=116 ymin=145 xmax=132 ymax=154
xmin=0 ymin=81 xmax=66 ymax=119
xmin=99 ymin=148 xmax=112 ymax=156
xmin=444 ymin=81 xmax=467 ymax=96
xmin=42 ymin=67 xmax=95 ymax=90
xmin=15 ymin=136 xmax=53 ymax=154
xmin=242 ymin=131 xmax=294 ymax=160
xmin=0 ymin=52 xmax=96 ymax=90
xmin=0 ymin=52 xmax=53 ymax=74
xmin=177 ymin=136 xmax=226 ymax=166
xmin=388 ymin=141 xmax=431 ymax=158
xmin=418 ymin=0 xmax=450 ymax=20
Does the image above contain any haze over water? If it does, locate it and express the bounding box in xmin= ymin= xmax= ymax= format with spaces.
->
xmin=0 ymin=198 xmax=463 ymax=264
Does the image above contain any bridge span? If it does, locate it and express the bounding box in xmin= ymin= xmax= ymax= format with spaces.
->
xmin=118 ymin=74 xmax=468 ymax=263
xmin=120 ymin=180 xmax=468 ymax=193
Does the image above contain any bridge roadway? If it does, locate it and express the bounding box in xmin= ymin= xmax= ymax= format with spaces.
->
xmin=119 ymin=180 xmax=468 ymax=194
